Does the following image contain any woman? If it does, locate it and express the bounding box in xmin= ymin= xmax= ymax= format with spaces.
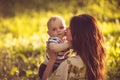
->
xmin=48 ymin=14 xmax=106 ymax=80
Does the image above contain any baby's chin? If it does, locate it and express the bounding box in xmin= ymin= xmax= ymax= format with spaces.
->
xmin=57 ymin=35 xmax=64 ymax=38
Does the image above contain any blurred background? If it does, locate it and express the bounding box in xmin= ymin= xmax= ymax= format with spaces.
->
xmin=0 ymin=0 xmax=120 ymax=80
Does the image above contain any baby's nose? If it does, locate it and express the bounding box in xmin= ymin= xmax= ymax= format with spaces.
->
xmin=57 ymin=29 xmax=61 ymax=32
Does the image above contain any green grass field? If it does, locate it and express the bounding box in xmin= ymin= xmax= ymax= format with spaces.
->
xmin=0 ymin=11 xmax=120 ymax=80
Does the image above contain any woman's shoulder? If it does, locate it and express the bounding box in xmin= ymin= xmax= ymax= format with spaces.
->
xmin=50 ymin=55 xmax=86 ymax=80
xmin=64 ymin=55 xmax=85 ymax=68
xmin=64 ymin=55 xmax=86 ymax=79
xmin=56 ymin=55 xmax=84 ymax=69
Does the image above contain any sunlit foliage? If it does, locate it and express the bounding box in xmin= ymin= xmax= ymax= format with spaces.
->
xmin=0 ymin=0 xmax=120 ymax=80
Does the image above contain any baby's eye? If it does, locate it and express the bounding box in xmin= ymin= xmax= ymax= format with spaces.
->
xmin=59 ymin=26 xmax=64 ymax=29
xmin=52 ymin=28 xmax=56 ymax=31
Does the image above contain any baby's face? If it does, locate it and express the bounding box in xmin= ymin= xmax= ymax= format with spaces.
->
xmin=48 ymin=19 xmax=66 ymax=39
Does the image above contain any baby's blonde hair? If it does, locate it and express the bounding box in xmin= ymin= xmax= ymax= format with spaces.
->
xmin=47 ymin=15 xmax=66 ymax=29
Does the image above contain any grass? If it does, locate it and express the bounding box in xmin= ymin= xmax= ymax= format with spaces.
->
xmin=0 ymin=11 xmax=120 ymax=80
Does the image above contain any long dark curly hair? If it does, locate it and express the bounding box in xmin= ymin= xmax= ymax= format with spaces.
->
xmin=70 ymin=14 xmax=106 ymax=80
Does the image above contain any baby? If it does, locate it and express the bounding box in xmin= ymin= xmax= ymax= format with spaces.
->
xmin=39 ymin=15 xmax=71 ymax=80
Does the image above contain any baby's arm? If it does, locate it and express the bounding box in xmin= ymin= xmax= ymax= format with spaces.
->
xmin=48 ymin=41 xmax=71 ymax=53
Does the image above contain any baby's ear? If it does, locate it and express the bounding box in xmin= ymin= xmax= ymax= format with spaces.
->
xmin=47 ymin=30 xmax=51 ymax=35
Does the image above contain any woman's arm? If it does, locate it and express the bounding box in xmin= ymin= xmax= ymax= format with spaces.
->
xmin=42 ymin=58 xmax=56 ymax=80
xmin=42 ymin=48 xmax=57 ymax=80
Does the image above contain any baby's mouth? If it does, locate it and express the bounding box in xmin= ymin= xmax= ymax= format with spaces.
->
xmin=58 ymin=33 xmax=62 ymax=36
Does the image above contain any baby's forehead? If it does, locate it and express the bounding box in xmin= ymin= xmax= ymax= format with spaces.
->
xmin=49 ymin=18 xmax=65 ymax=25
xmin=49 ymin=19 xmax=63 ymax=28
xmin=51 ymin=19 xmax=62 ymax=24
xmin=50 ymin=17 xmax=63 ymax=23
xmin=47 ymin=16 xmax=66 ymax=29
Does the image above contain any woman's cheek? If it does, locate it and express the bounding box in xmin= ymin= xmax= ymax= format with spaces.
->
xmin=68 ymin=35 xmax=72 ymax=41
xmin=66 ymin=29 xmax=72 ymax=41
